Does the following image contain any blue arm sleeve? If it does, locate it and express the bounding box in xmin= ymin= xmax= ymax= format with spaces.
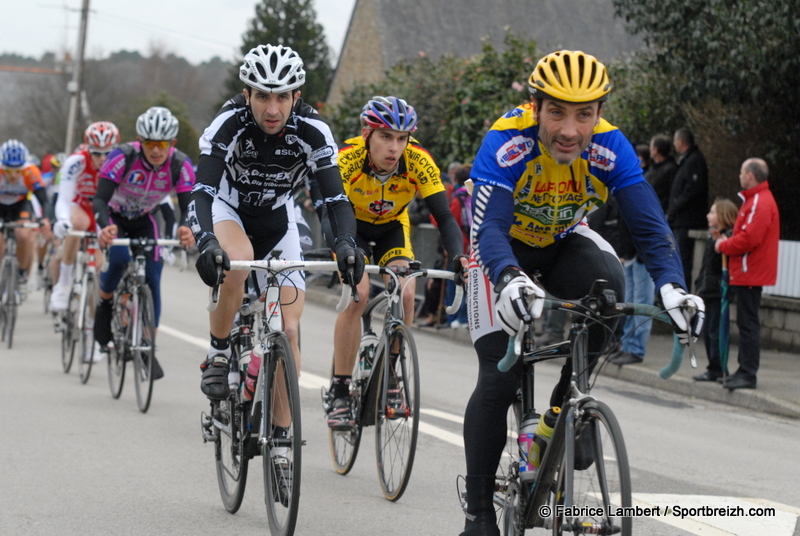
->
xmin=615 ymin=181 xmax=686 ymax=290
xmin=472 ymin=183 xmax=518 ymax=285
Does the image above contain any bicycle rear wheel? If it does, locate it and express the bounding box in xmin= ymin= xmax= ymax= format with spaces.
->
xmin=213 ymin=391 xmax=250 ymax=512
xmin=78 ymin=273 xmax=96 ymax=384
xmin=552 ymin=401 xmax=631 ymax=536
xmin=107 ymin=291 xmax=127 ymax=399
xmin=495 ymin=394 xmax=528 ymax=536
xmin=60 ymin=283 xmax=79 ymax=372
xmin=374 ymin=323 xmax=419 ymax=501
xmin=132 ymin=286 xmax=156 ymax=413
xmin=0 ymin=262 xmax=11 ymax=346
xmin=262 ymin=333 xmax=302 ymax=536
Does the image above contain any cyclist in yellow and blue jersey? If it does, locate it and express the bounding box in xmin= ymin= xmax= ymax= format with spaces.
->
xmin=324 ymin=96 xmax=467 ymax=429
xmin=459 ymin=50 xmax=706 ymax=536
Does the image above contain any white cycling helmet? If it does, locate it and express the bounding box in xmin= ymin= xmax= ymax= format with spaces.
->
xmin=136 ymin=107 xmax=179 ymax=141
xmin=239 ymin=44 xmax=306 ymax=93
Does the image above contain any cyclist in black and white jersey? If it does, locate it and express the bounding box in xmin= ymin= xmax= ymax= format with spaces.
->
xmin=189 ymin=44 xmax=364 ymax=401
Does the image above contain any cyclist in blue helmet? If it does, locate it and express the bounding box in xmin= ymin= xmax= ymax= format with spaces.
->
xmin=322 ymin=96 xmax=468 ymax=429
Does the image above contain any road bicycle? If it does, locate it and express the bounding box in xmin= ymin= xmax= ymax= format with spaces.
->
xmin=458 ymin=279 xmax=693 ymax=535
xmin=39 ymin=233 xmax=56 ymax=314
xmin=0 ymin=221 xmax=41 ymax=349
xmin=56 ymin=231 xmax=101 ymax=382
xmin=201 ymin=254 xmax=348 ymax=536
xmin=105 ymin=237 xmax=183 ymax=413
xmin=322 ymin=261 xmax=463 ymax=501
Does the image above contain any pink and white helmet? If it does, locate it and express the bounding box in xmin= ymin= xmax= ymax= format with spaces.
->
xmin=84 ymin=121 xmax=120 ymax=152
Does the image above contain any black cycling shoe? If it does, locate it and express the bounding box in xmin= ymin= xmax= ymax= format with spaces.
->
xmin=574 ymin=427 xmax=595 ymax=471
xmin=149 ymin=355 xmax=164 ymax=380
xmin=460 ymin=516 xmax=500 ymax=536
xmin=326 ymin=395 xmax=355 ymax=430
xmin=200 ymin=354 xmax=230 ymax=400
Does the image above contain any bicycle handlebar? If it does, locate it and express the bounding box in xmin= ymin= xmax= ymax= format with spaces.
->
xmin=360 ymin=264 xmax=464 ymax=315
xmin=498 ymin=299 xmax=695 ymax=379
xmin=102 ymin=237 xmax=188 ymax=273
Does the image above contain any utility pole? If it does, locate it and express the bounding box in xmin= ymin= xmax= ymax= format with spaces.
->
xmin=64 ymin=0 xmax=90 ymax=153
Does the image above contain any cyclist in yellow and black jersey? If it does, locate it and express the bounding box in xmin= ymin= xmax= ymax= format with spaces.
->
xmin=324 ymin=96 xmax=467 ymax=428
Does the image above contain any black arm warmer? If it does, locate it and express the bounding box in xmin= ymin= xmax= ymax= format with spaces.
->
xmin=315 ymin=165 xmax=356 ymax=241
xmin=92 ymin=178 xmax=117 ymax=229
xmin=189 ymin=153 xmax=226 ymax=244
xmin=424 ymin=190 xmax=464 ymax=260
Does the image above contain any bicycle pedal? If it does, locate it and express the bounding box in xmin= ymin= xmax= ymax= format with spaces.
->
xmin=200 ymin=411 xmax=216 ymax=443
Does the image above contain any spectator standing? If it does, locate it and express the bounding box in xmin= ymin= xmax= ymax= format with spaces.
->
xmin=667 ymin=127 xmax=708 ymax=290
xmin=647 ymin=134 xmax=678 ymax=214
xmin=715 ymin=158 xmax=780 ymax=390
xmin=446 ymin=164 xmax=471 ymax=327
xmin=693 ymin=197 xmax=738 ymax=381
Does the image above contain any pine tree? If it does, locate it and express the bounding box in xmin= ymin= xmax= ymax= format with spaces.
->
xmin=222 ymin=0 xmax=333 ymax=110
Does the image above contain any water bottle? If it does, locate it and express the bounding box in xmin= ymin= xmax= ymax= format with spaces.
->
xmin=517 ymin=411 xmax=539 ymax=482
xmin=358 ymin=330 xmax=379 ymax=376
xmin=529 ymin=407 xmax=561 ymax=471
xmin=243 ymin=345 xmax=264 ymax=401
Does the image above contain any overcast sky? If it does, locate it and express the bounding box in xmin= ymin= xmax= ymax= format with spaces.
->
xmin=5 ymin=1 xmax=356 ymax=65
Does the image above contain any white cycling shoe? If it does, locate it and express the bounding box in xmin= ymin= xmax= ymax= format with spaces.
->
xmin=49 ymin=284 xmax=70 ymax=311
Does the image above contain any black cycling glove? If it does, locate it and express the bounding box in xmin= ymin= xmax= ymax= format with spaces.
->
xmin=195 ymin=237 xmax=231 ymax=287
xmin=450 ymin=254 xmax=468 ymax=287
xmin=334 ymin=235 xmax=364 ymax=286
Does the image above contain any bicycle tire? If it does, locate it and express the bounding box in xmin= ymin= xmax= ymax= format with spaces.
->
xmin=496 ymin=396 xmax=528 ymax=536
xmin=3 ymin=260 xmax=18 ymax=349
xmin=213 ymin=390 xmax=250 ymax=512
xmin=262 ymin=332 xmax=302 ymax=536
xmin=60 ymin=279 xmax=80 ymax=372
xmin=78 ymin=272 xmax=96 ymax=384
xmin=0 ymin=260 xmax=11 ymax=344
xmin=552 ymin=400 xmax=631 ymax=536
xmin=106 ymin=290 xmax=127 ymax=399
xmin=132 ymin=285 xmax=156 ymax=413
xmin=327 ymin=352 xmax=364 ymax=475
xmin=374 ymin=323 xmax=420 ymax=501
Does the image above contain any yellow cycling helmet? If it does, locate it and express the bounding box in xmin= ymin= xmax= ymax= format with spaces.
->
xmin=528 ymin=50 xmax=612 ymax=103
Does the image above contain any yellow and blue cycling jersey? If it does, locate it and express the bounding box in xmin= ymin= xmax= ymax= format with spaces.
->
xmin=471 ymin=102 xmax=643 ymax=249
xmin=338 ymin=136 xmax=445 ymax=227
xmin=471 ymin=102 xmax=683 ymax=290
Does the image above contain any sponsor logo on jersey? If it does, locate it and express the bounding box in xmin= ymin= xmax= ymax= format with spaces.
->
xmin=275 ymin=148 xmax=299 ymax=157
xmin=311 ymin=146 xmax=334 ymax=161
xmin=127 ymin=170 xmax=146 ymax=186
xmin=285 ymin=134 xmax=298 ymax=145
xmin=496 ymin=136 xmax=534 ymax=167
xmin=369 ymin=199 xmax=395 ymax=216
xmin=588 ymin=143 xmax=616 ymax=171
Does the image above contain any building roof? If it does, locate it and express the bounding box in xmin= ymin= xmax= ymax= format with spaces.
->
xmin=327 ymin=0 xmax=642 ymax=106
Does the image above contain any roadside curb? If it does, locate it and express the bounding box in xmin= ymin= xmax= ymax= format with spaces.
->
xmin=304 ymin=285 xmax=800 ymax=420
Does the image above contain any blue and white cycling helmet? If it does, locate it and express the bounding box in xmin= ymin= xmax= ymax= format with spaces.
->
xmin=360 ymin=96 xmax=418 ymax=132
xmin=239 ymin=44 xmax=306 ymax=93
xmin=136 ymin=106 xmax=179 ymax=141
xmin=1 ymin=139 xmax=30 ymax=168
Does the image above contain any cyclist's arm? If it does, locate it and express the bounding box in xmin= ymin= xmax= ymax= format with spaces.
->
xmin=92 ymin=178 xmax=117 ymax=229
xmin=472 ymin=182 xmax=519 ymax=285
xmin=188 ymin=153 xmax=223 ymax=249
xmin=615 ymin=181 xmax=685 ymax=289
xmin=314 ymin=164 xmax=356 ymax=242
xmin=159 ymin=196 xmax=176 ymax=239
xmin=423 ymin=190 xmax=464 ymax=259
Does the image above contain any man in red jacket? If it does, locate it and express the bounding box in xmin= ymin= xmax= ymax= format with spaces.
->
xmin=715 ymin=157 xmax=780 ymax=390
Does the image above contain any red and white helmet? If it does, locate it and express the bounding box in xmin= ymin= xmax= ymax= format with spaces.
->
xmin=84 ymin=121 xmax=120 ymax=152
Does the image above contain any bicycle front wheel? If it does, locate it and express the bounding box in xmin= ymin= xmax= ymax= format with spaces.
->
xmin=374 ymin=323 xmax=420 ymax=501
xmin=132 ymin=286 xmax=156 ymax=413
xmin=552 ymin=400 xmax=631 ymax=536
xmin=78 ymin=273 xmax=97 ymax=384
xmin=1 ymin=261 xmax=19 ymax=349
xmin=262 ymin=333 xmax=302 ymax=536
xmin=60 ymin=283 xmax=80 ymax=373
xmin=327 ymin=351 xmax=364 ymax=476
xmin=106 ymin=290 xmax=127 ymax=398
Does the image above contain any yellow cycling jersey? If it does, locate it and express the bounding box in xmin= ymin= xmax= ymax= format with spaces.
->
xmin=338 ymin=136 xmax=445 ymax=225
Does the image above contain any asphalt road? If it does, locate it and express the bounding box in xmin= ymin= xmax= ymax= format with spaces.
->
xmin=2 ymin=264 xmax=798 ymax=536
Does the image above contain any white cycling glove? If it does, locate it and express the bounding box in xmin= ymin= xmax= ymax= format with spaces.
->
xmin=659 ymin=283 xmax=705 ymax=344
xmin=53 ymin=220 xmax=72 ymax=239
xmin=494 ymin=267 xmax=546 ymax=337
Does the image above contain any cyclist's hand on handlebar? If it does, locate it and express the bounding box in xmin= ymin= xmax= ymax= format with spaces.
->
xmin=659 ymin=283 xmax=705 ymax=344
xmin=196 ymin=237 xmax=230 ymax=287
xmin=450 ymin=254 xmax=469 ymax=287
xmin=334 ymin=235 xmax=364 ymax=286
xmin=53 ymin=220 xmax=72 ymax=239
xmin=494 ymin=266 xmax=545 ymax=337
xmin=177 ymin=225 xmax=195 ymax=248
xmin=98 ymin=225 xmax=118 ymax=248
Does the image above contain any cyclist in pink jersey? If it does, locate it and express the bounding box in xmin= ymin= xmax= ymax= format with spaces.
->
xmin=92 ymin=107 xmax=196 ymax=377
